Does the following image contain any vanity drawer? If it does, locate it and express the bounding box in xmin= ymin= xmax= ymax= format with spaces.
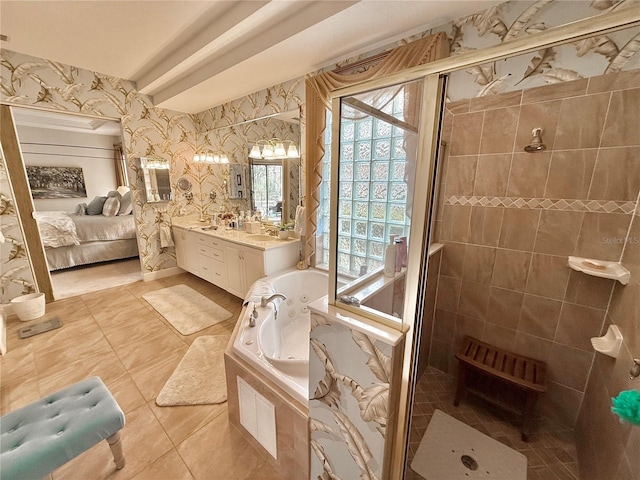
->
xmin=195 ymin=244 xmax=224 ymax=260
xmin=196 ymin=235 xmax=224 ymax=250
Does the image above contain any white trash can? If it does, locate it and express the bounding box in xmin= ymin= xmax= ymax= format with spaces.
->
xmin=10 ymin=292 xmax=46 ymax=321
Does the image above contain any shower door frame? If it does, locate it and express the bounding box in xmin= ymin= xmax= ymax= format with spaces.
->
xmin=327 ymin=7 xmax=640 ymax=478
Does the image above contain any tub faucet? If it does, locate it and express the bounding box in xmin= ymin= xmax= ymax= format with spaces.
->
xmin=260 ymin=293 xmax=287 ymax=307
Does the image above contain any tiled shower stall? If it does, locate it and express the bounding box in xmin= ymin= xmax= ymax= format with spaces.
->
xmin=412 ymin=68 xmax=639 ymax=479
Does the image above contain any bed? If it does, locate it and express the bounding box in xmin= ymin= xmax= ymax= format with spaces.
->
xmin=35 ymin=211 xmax=139 ymax=271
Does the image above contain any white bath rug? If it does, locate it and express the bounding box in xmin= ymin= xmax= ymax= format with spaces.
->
xmin=156 ymin=335 xmax=229 ymax=406
xmin=143 ymin=284 xmax=232 ymax=336
xmin=410 ymin=409 xmax=527 ymax=480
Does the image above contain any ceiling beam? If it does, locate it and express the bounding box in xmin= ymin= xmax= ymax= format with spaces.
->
xmin=136 ymin=1 xmax=270 ymax=95
xmin=151 ymin=0 xmax=357 ymax=107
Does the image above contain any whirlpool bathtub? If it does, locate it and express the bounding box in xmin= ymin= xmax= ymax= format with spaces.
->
xmin=231 ymin=268 xmax=328 ymax=405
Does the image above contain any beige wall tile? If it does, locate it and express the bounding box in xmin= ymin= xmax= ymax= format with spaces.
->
xmin=469 ymin=206 xmax=504 ymax=247
xmin=575 ymin=212 xmax=632 ymax=261
xmin=620 ymin=211 xmax=640 ymax=277
xmin=462 ymin=245 xmax=496 ymax=284
xmin=537 ymin=381 xmax=583 ymax=428
xmin=555 ymin=303 xmax=606 ymax=352
xmin=589 ymin=147 xmax=640 ymax=202
xmin=544 ymin=149 xmax=597 ymax=200
xmin=499 ymin=208 xmax=541 ymax=251
xmin=601 ymin=88 xmax=640 ymax=147
xmin=534 ymin=210 xmax=583 ymax=256
xmin=587 ymin=69 xmax=640 ymax=94
xmin=515 ymin=101 xmax=561 ymax=153
xmin=486 ymin=287 xmax=523 ymax=329
xmin=482 ymin=323 xmax=516 ymax=351
xmin=429 ymin=339 xmax=451 ymax=373
xmin=554 ymin=93 xmax=610 ymax=149
xmin=608 ymin=278 xmax=639 ymax=355
xmin=480 ymin=107 xmax=520 ymax=154
xmin=547 ymin=343 xmax=594 ymax=392
xmin=522 ymin=78 xmax=588 ymax=104
xmin=440 ymin=242 xmax=465 ymax=278
xmin=450 ymin=111 xmax=483 ymax=156
xmin=455 ymin=315 xmax=485 ymax=344
xmin=458 ymin=281 xmax=491 ymax=320
xmin=450 ymin=205 xmax=472 ymax=243
xmin=514 ymin=332 xmax=553 ymax=362
xmin=473 ymin=154 xmax=511 ymax=196
xmin=447 ymin=99 xmax=470 ymax=115
xmin=518 ymin=294 xmax=563 ymax=340
xmin=525 ymin=254 xmax=570 ymax=300
xmin=564 ymin=270 xmax=614 ymax=310
xmin=436 ymin=275 xmax=461 ymax=312
xmin=506 ymin=152 xmax=551 ymax=198
xmin=433 ymin=309 xmax=456 ymax=343
xmin=444 ymin=156 xmax=478 ymax=196
xmin=492 ymin=248 xmax=531 ymax=292
xmin=469 ymin=90 xmax=522 ymax=112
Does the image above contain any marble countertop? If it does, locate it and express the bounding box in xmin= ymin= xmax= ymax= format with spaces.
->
xmin=171 ymin=216 xmax=300 ymax=251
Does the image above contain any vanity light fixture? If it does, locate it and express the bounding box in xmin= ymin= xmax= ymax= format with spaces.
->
xmin=248 ymin=139 xmax=299 ymax=160
xmin=140 ymin=157 xmax=169 ymax=169
xmin=193 ymin=150 xmax=229 ymax=163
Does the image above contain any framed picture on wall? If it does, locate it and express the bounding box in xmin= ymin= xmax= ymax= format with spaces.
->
xmin=26 ymin=166 xmax=87 ymax=199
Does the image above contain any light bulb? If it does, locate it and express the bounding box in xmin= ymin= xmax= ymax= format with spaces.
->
xmin=274 ymin=142 xmax=286 ymax=157
xmin=262 ymin=144 xmax=274 ymax=157
xmin=249 ymin=145 xmax=262 ymax=159
xmin=287 ymin=144 xmax=299 ymax=158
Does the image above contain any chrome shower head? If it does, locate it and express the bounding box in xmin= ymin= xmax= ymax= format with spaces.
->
xmin=524 ymin=127 xmax=546 ymax=153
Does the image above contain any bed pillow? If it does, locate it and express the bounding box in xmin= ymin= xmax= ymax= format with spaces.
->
xmin=118 ymin=191 xmax=133 ymax=215
xmin=86 ymin=196 xmax=107 ymax=215
xmin=76 ymin=203 xmax=88 ymax=215
xmin=102 ymin=195 xmax=120 ymax=217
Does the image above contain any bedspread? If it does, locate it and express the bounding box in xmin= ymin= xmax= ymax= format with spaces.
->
xmin=34 ymin=212 xmax=80 ymax=248
xmin=72 ymin=214 xmax=136 ymax=242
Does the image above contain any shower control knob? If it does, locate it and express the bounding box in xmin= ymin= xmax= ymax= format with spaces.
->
xmin=630 ymin=359 xmax=640 ymax=380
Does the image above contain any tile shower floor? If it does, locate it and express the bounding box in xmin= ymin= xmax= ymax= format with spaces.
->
xmin=407 ymin=367 xmax=580 ymax=480
xmin=0 ymin=273 xmax=281 ymax=480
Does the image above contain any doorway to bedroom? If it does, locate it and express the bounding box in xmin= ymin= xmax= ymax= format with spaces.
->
xmin=10 ymin=107 xmax=141 ymax=299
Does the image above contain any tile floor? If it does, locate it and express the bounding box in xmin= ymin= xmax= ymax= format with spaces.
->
xmin=1 ymin=272 xmax=282 ymax=480
xmin=2 ymin=270 xmax=582 ymax=480
xmin=406 ymin=367 xmax=580 ymax=480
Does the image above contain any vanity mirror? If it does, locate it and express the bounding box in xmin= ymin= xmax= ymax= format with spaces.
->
xmin=139 ymin=157 xmax=171 ymax=203
xmin=246 ymin=110 xmax=301 ymax=222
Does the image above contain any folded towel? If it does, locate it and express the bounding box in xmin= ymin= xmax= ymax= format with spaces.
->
xmin=294 ymin=205 xmax=305 ymax=236
xmin=243 ymin=278 xmax=277 ymax=306
xmin=160 ymin=223 xmax=174 ymax=248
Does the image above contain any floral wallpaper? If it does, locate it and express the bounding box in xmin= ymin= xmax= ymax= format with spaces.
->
xmin=0 ymin=52 xmax=303 ymax=301
xmin=0 ymin=49 xmax=199 ymax=299
xmin=436 ymin=0 xmax=640 ymax=100
xmin=309 ymin=310 xmax=403 ymax=480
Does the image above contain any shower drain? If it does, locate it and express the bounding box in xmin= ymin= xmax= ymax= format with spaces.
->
xmin=460 ymin=454 xmax=478 ymax=471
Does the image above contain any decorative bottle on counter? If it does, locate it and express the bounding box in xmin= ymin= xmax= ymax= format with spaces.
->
xmin=384 ymin=234 xmax=398 ymax=277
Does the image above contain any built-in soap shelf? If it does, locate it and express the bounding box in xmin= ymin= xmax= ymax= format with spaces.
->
xmin=591 ymin=325 xmax=623 ymax=358
xmin=567 ymin=256 xmax=630 ymax=285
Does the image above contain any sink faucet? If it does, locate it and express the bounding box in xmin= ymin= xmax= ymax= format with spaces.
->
xmin=260 ymin=293 xmax=287 ymax=307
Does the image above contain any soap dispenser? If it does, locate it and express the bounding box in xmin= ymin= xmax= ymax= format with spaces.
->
xmin=384 ymin=234 xmax=398 ymax=277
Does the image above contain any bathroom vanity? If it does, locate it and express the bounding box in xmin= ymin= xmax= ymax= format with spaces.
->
xmin=172 ymin=220 xmax=300 ymax=298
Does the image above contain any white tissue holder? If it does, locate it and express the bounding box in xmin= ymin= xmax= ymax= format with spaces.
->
xmin=591 ymin=325 xmax=623 ymax=358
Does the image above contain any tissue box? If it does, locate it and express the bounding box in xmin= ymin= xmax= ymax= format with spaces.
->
xmin=245 ymin=221 xmax=262 ymax=234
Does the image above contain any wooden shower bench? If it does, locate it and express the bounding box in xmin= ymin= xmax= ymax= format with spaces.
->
xmin=454 ymin=336 xmax=547 ymax=441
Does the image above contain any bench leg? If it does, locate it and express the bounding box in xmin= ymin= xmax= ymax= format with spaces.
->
xmin=106 ymin=431 xmax=125 ymax=469
xmin=521 ymin=392 xmax=539 ymax=442
xmin=453 ymin=365 xmax=467 ymax=407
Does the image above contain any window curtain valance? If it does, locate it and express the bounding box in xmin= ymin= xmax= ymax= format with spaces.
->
xmin=303 ymin=32 xmax=449 ymax=266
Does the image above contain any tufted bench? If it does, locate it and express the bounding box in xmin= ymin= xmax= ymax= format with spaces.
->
xmin=0 ymin=376 xmax=125 ymax=480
